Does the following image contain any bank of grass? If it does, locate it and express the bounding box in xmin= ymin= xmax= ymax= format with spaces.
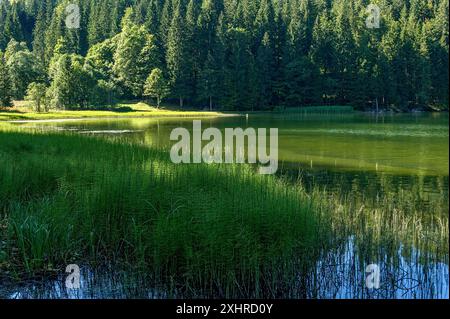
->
xmin=0 ymin=130 xmax=325 ymax=297
xmin=0 ymin=102 xmax=232 ymax=121
xmin=0 ymin=103 xmax=359 ymax=121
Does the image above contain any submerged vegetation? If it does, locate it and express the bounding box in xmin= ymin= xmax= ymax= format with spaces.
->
xmin=0 ymin=128 xmax=447 ymax=298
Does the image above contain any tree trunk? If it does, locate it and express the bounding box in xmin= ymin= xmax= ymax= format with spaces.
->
xmin=179 ymin=97 xmax=183 ymax=109
xmin=209 ymin=96 xmax=212 ymax=111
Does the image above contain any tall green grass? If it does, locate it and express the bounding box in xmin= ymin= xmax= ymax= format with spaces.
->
xmin=0 ymin=131 xmax=324 ymax=297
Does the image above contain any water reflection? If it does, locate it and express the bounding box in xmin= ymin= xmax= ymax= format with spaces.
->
xmin=2 ymin=237 xmax=448 ymax=299
xmin=279 ymin=165 xmax=449 ymax=201
xmin=309 ymin=237 xmax=449 ymax=299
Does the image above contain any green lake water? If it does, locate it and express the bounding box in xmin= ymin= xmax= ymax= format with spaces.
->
xmin=2 ymin=112 xmax=449 ymax=299
xmin=10 ymin=112 xmax=449 ymax=196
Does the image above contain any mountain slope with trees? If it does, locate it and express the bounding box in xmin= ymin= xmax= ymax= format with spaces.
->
xmin=0 ymin=0 xmax=448 ymax=111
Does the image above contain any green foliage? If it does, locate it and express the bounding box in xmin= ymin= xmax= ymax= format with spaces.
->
xmin=0 ymin=132 xmax=323 ymax=297
xmin=221 ymin=27 xmax=257 ymax=110
xmin=85 ymin=38 xmax=116 ymax=81
xmin=0 ymin=0 xmax=448 ymax=111
xmin=47 ymin=53 xmax=95 ymax=109
xmin=5 ymin=39 xmax=43 ymax=99
xmin=113 ymin=7 xmax=159 ymax=98
xmin=0 ymin=51 xmax=13 ymax=107
xmin=166 ymin=2 xmax=192 ymax=107
xmin=144 ymin=68 xmax=169 ymax=108
xmin=25 ymin=82 xmax=48 ymax=112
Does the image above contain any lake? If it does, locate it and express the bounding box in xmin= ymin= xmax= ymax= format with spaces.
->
xmin=10 ymin=112 xmax=449 ymax=195
xmin=2 ymin=112 xmax=449 ymax=299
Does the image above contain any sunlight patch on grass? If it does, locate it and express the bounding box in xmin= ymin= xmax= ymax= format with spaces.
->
xmin=0 ymin=102 xmax=234 ymax=121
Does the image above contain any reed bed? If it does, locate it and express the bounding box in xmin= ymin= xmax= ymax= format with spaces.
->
xmin=303 ymin=187 xmax=449 ymax=298
xmin=0 ymin=131 xmax=324 ymax=298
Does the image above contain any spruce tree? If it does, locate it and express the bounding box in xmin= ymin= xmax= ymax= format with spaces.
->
xmin=0 ymin=51 xmax=13 ymax=107
xmin=166 ymin=3 xmax=191 ymax=107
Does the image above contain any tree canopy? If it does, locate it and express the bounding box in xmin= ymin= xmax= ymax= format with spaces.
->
xmin=0 ymin=0 xmax=448 ymax=111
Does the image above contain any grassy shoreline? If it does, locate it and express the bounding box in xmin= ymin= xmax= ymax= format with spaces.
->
xmin=2 ymin=102 xmax=446 ymax=122
xmin=0 ymin=109 xmax=234 ymax=121
xmin=0 ymin=102 xmax=238 ymax=121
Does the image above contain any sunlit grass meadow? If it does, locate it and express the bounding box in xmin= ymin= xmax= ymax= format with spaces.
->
xmin=0 ymin=102 xmax=232 ymax=121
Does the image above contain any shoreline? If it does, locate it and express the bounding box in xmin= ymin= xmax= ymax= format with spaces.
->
xmin=0 ymin=110 xmax=241 ymax=122
xmin=2 ymin=109 xmax=447 ymax=122
xmin=1 ymin=100 xmax=448 ymax=122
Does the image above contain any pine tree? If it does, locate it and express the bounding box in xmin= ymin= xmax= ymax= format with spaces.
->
xmin=0 ymin=51 xmax=13 ymax=107
xmin=166 ymin=3 xmax=191 ymax=107
xmin=159 ymin=0 xmax=174 ymax=51
xmin=311 ymin=11 xmax=336 ymax=104
xmin=254 ymin=0 xmax=275 ymax=44
xmin=255 ymin=32 xmax=275 ymax=108
xmin=3 ymin=2 xmax=24 ymax=43
xmin=199 ymin=51 xmax=220 ymax=110
xmin=332 ymin=0 xmax=357 ymax=104
xmin=32 ymin=0 xmax=47 ymax=62
xmin=222 ymin=27 xmax=257 ymax=110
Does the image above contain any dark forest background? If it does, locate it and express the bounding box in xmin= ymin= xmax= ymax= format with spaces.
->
xmin=0 ymin=0 xmax=448 ymax=111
